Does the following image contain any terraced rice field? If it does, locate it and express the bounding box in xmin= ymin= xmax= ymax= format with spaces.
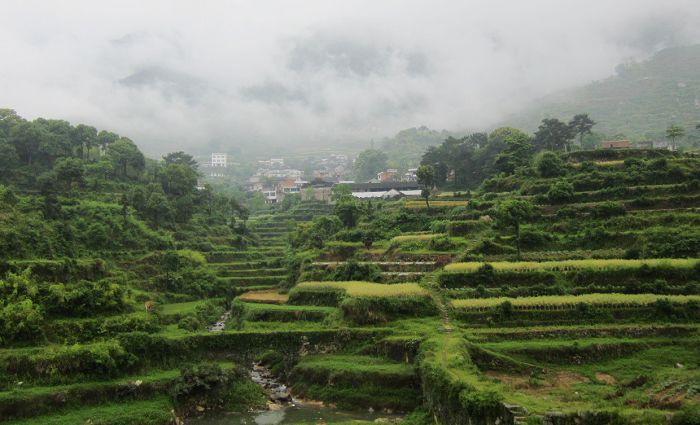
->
xmin=293 ymin=281 xmax=429 ymax=298
xmin=451 ymin=293 xmax=700 ymax=310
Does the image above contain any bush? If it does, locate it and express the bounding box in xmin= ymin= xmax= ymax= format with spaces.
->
xmin=170 ymin=363 xmax=248 ymax=415
xmin=0 ymin=299 xmax=45 ymax=344
xmin=331 ymin=260 xmax=382 ymax=282
xmin=590 ymin=201 xmax=626 ymax=219
xmin=534 ymin=151 xmax=565 ymax=177
xmin=546 ymin=181 xmax=575 ymax=204
xmin=429 ymin=236 xmax=456 ymax=251
xmin=671 ymin=407 xmax=700 ymax=425
xmin=519 ymin=229 xmax=554 ymax=249
xmin=326 ymin=241 xmax=362 ymax=260
xmin=429 ymin=220 xmax=449 ymax=233
xmin=447 ymin=220 xmax=487 ymax=236
xmin=178 ymin=314 xmax=202 ymax=331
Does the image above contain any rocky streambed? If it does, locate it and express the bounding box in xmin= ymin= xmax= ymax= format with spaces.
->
xmin=250 ymin=362 xmax=294 ymax=407
xmin=189 ymin=362 xmax=401 ymax=425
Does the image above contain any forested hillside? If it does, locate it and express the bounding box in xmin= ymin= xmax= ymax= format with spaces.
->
xmin=380 ymin=126 xmax=464 ymax=171
xmin=505 ymin=45 xmax=700 ymax=142
xmin=1 ymin=107 xmax=699 ymax=425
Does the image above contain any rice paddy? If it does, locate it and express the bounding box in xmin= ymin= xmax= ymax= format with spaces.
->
xmin=451 ymin=293 xmax=700 ymax=310
xmin=292 ymin=281 xmax=429 ymax=298
xmin=444 ymin=258 xmax=700 ymax=273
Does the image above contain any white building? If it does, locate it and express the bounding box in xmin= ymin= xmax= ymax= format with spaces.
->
xmin=263 ymin=189 xmax=278 ymax=204
xmin=211 ymin=153 xmax=228 ymax=167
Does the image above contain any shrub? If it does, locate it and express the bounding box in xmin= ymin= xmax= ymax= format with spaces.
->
xmin=331 ymin=259 xmax=382 ymax=282
xmin=429 ymin=220 xmax=449 ymax=233
xmin=546 ymin=181 xmax=575 ymax=204
xmin=428 ymin=236 xmax=456 ymax=251
xmin=447 ymin=220 xmax=487 ymax=236
xmin=534 ymin=151 xmax=565 ymax=177
xmin=590 ymin=201 xmax=626 ymax=219
xmin=178 ymin=314 xmax=202 ymax=331
xmin=671 ymin=407 xmax=700 ymax=425
xmin=326 ymin=241 xmax=362 ymax=260
xmin=0 ymin=299 xmax=45 ymax=344
xmin=170 ymin=363 xmax=247 ymax=415
xmin=519 ymin=229 xmax=554 ymax=249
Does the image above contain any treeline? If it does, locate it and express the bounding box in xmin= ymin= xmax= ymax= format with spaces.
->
xmin=0 ymin=109 xmax=247 ymax=258
xmin=419 ymin=114 xmax=596 ymax=189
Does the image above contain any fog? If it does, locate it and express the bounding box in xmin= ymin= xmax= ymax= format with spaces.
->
xmin=1 ymin=0 xmax=700 ymax=156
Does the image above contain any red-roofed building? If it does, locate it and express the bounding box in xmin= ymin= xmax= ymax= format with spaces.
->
xmin=601 ymin=140 xmax=631 ymax=149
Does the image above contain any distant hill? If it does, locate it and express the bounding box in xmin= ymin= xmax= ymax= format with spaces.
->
xmin=505 ymin=45 xmax=700 ymax=140
xmin=380 ymin=126 xmax=466 ymax=170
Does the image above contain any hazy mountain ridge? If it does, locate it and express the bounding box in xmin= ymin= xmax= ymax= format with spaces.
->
xmin=504 ymin=45 xmax=700 ymax=139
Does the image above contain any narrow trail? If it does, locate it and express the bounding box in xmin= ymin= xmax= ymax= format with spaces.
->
xmin=420 ymin=271 xmax=454 ymax=365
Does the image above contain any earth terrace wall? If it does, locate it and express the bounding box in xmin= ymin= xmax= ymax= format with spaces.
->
xmin=416 ymin=336 xmax=656 ymax=425
xmin=0 ymin=329 xmax=390 ymax=384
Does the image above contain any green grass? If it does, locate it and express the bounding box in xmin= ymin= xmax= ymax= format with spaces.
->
xmin=242 ymin=302 xmax=336 ymax=313
xmin=294 ymin=354 xmax=415 ymax=376
xmin=5 ymin=398 xmax=173 ymax=425
xmin=159 ymin=300 xmax=205 ymax=315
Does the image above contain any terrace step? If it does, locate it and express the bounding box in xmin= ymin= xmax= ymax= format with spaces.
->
xmin=217 ymin=276 xmax=286 ymax=286
xmin=381 ymin=272 xmax=426 ymax=282
xmin=216 ymin=268 xmax=286 ymax=277
xmin=209 ymin=261 xmax=281 ymax=270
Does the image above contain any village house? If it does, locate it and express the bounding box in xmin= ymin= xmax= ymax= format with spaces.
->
xmin=600 ymin=140 xmax=632 ymax=149
xmin=376 ymin=169 xmax=398 ymax=183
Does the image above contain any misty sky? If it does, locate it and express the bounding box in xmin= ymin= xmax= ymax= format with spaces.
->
xmin=2 ymin=1 xmax=700 ymax=156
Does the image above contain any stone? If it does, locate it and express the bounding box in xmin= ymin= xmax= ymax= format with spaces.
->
xmin=270 ymin=390 xmax=292 ymax=403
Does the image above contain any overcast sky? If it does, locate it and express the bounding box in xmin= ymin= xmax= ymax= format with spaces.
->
xmin=2 ymin=1 xmax=700 ymax=156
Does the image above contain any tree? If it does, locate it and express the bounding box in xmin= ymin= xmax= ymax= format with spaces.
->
xmin=163 ymin=151 xmax=198 ymax=169
xmin=416 ymin=165 xmax=435 ymax=208
xmin=421 ymin=145 xmax=449 ymax=187
xmin=9 ymin=121 xmax=45 ymax=166
xmin=534 ymin=118 xmax=574 ymax=151
xmin=335 ymin=200 xmax=362 ymax=228
xmin=354 ymin=149 xmax=388 ymax=182
xmin=331 ymin=183 xmax=352 ymax=203
xmin=53 ymin=157 xmax=85 ymax=191
xmin=533 ymin=151 xmax=566 ymax=177
xmin=97 ymin=130 xmax=119 ymax=155
xmin=568 ymin=114 xmax=596 ymax=149
xmin=494 ymin=199 xmax=536 ymax=259
xmin=146 ymin=191 xmax=170 ymax=227
xmin=0 ymin=109 xmax=24 ymax=137
xmin=72 ymin=124 xmax=98 ymax=160
xmin=161 ymin=163 xmax=198 ymax=197
xmin=106 ymin=138 xmax=145 ymax=179
xmin=491 ymin=127 xmax=534 ymax=174
xmin=120 ymin=193 xmax=129 ymax=222
xmin=666 ymin=124 xmax=685 ymax=151
xmin=0 ymin=139 xmax=19 ymax=179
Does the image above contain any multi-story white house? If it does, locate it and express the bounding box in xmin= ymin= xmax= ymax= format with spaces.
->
xmin=211 ymin=153 xmax=227 ymax=167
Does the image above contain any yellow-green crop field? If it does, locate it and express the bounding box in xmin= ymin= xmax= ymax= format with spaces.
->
xmin=451 ymin=293 xmax=700 ymax=310
xmin=444 ymin=258 xmax=700 ymax=273
xmin=404 ymin=200 xmax=468 ymax=208
xmin=294 ymin=281 xmax=429 ymax=298
xmin=390 ymin=233 xmax=444 ymax=243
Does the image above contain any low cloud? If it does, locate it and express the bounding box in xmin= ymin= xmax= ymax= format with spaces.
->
xmin=1 ymin=0 xmax=700 ymax=156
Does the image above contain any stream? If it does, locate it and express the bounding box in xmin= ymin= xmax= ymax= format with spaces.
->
xmin=189 ymin=363 xmax=401 ymax=425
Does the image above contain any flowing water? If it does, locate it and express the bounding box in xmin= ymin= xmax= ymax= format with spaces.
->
xmin=189 ymin=363 xmax=401 ymax=425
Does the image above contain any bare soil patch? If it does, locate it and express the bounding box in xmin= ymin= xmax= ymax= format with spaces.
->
xmin=239 ymin=290 xmax=289 ymax=304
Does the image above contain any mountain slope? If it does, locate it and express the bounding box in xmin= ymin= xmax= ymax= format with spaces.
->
xmin=505 ymin=45 xmax=700 ymax=139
